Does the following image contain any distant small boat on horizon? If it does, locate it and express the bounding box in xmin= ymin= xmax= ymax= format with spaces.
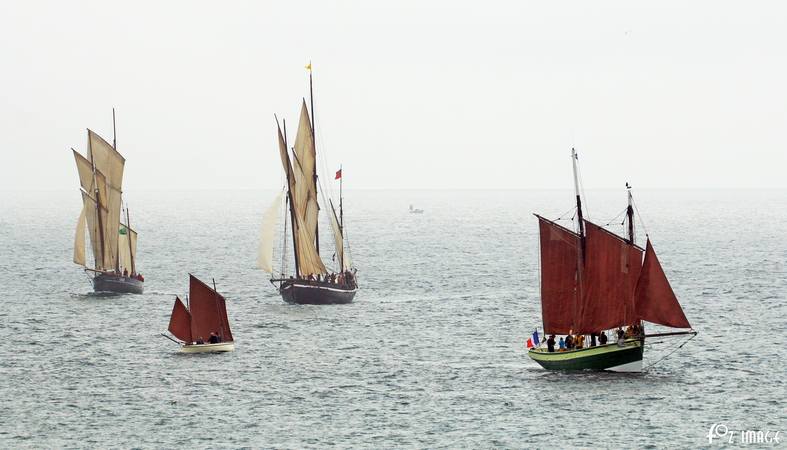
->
xmin=71 ymin=109 xmax=144 ymax=294
xmin=165 ymin=274 xmax=235 ymax=353
xmin=409 ymin=205 xmax=424 ymax=214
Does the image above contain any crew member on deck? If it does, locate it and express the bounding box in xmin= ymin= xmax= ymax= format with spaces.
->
xmin=565 ymin=334 xmax=574 ymax=350
xmin=599 ymin=331 xmax=608 ymax=345
xmin=209 ymin=332 xmax=221 ymax=344
xmin=590 ymin=333 xmax=597 ymax=347
xmin=558 ymin=337 xmax=566 ymax=351
xmin=547 ymin=335 xmax=556 ymax=352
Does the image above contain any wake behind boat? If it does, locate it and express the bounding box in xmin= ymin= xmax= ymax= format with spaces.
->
xmin=166 ymin=274 xmax=235 ymax=353
xmin=257 ymin=63 xmax=358 ymax=305
xmin=527 ymin=149 xmax=696 ymax=372
xmin=71 ymin=109 xmax=144 ymax=294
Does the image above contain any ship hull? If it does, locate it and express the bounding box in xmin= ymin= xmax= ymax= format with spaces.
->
xmin=93 ymin=273 xmax=144 ymax=294
xmin=279 ymin=279 xmax=357 ymax=304
xmin=528 ymin=339 xmax=644 ymax=372
xmin=180 ymin=342 xmax=235 ymax=353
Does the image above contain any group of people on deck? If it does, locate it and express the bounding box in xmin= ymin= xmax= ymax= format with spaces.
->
xmin=296 ymin=269 xmax=357 ymax=288
xmin=193 ymin=332 xmax=223 ymax=345
xmin=543 ymin=323 xmax=644 ymax=352
xmin=119 ymin=268 xmax=144 ymax=281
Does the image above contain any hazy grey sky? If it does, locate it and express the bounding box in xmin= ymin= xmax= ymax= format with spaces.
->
xmin=1 ymin=1 xmax=785 ymax=191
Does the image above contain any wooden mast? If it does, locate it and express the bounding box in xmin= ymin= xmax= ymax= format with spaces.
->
xmin=89 ymin=133 xmax=107 ymax=273
xmin=626 ymin=182 xmax=635 ymax=244
xmin=571 ymin=148 xmax=585 ymax=333
xmin=125 ymin=206 xmax=136 ymax=275
xmin=308 ymin=62 xmax=320 ymax=255
xmin=278 ymin=117 xmax=301 ymax=278
xmin=112 ymin=108 xmax=120 ymax=273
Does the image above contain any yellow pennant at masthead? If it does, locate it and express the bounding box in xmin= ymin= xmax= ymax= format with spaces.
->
xmin=305 ymin=62 xmax=312 ymax=72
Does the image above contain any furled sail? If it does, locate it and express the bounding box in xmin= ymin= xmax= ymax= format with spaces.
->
xmin=257 ymin=191 xmax=284 ymax=273
xmin=328 ymin=200 xmax=350 ymax=270
xmin=117 ymin=224 xmax=137 ymax=274
xmin=188 ymin=275 xmax=234 ymax=343
xmin=168 ymin=297 xmax=193 ymax=343
xmin=73 ymin=205 xmax=87 ymax=266
xmin=575 ymin=220 xmax=643 ymax=334
xmin=634 ymin=240 xmax=692 ymax=328
xmin=537 ymin=216 xmax=581 ymax=334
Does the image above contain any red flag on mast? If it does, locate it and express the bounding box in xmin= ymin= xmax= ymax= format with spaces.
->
xmin=335 ymin=169 xmax=342 ymax=180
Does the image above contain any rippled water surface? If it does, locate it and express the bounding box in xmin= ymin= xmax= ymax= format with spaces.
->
xmin=1 ymin=189 xmax=785 ymax=448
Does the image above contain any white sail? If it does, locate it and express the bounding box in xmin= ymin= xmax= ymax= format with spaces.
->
xmin=257 ymin=191 xmax=284 ymax=273
xmin=73 ymin=205 xmax=87 ymax=266
xmin=292 ymin=101 xmax=318 ymax=240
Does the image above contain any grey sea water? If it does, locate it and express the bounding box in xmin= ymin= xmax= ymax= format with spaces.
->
xmin=0 ymin=189 xmax=785 ymax=448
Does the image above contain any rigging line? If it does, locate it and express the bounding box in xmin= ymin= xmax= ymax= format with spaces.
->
xmin=631 ymin=196 xmax=650 ymax=237
xmin=555 ymin=205 xmax=577 ymax=221
xmin=575 ymin=154 xmax=590 ymax=220
xmin=603 ymin=207 xmax=628 ymax=228
xmin=643 ymin=332 xmax=697 ymax=370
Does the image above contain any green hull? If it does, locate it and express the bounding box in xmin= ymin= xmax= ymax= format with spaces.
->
xmin=528 ymin=339 xmax=644 ymax=371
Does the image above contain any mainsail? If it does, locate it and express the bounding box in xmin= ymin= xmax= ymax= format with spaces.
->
xmin=537 ymin=216 xmax=581 ymax=335
xmin=576 ymin=221 xmax=643 ymax=333
xmin=188 ymin=275 xmax=234 ymax=343
xmin=276 ymin=110 xmax=327 ymax=277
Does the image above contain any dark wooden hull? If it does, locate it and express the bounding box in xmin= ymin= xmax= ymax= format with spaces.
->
xmin=279 ymin=279 xmax=357 ymax=304
xmin=93 ymin=273 xmax=144 ymax=294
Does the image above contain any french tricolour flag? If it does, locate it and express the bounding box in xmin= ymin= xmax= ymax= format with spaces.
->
xmin=526 ymin=329 xmax=540 ymax=348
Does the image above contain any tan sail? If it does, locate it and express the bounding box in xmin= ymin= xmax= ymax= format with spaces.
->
xmin=292 ymin=101 xmax=318 ymax=239
xmin=88 ymin=130 xmax=125 ymax=271
xmin=73 ymin=205 xmax=87 ymax=266
xmin=328 ymin=200 xmax=350 ymax=270
xmin=257 ymin=191 xmax=284 ymax=273
xmin=278 ymin=112 xmax=326 ymax=276
xmin=117 ymin=224 xmax=137 ymax=274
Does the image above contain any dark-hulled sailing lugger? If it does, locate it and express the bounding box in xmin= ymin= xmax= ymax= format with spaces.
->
xmin=258 ymin=64 xmax=358 ymax=304
xmin=72 ymin=110 xmax=144 ymax=294
xmin=528 ymin=149 xmax=696 ymax=371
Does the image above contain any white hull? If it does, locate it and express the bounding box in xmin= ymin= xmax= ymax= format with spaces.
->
xmin=179 ymin=342 xmax=235 ymax=353
xmin=607 ymin=358 xmax=643 ymax=373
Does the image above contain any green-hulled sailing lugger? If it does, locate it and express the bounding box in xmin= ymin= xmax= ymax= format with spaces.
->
xmin=527 ymin=149 xmax=696 ymax=372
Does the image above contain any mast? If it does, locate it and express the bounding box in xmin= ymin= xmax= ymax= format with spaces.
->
xmin=89 ymin=136 xmax=107 ymax=272
xmin=571 ymin=148 xmax=585 ymax=239
xmin=570 ymin=148 xmax=584 ymax=332
xmin=126 ymin=206 xmax=136 ymax=275
xmin=308 ymin=62 xmax=320 ymax=255
xmin=281 ymin=118 xmax=301 ymax=278
xmin=339 ymin=164 xmax=343 ymax=229
xmin=112 ymin=108 xmax=117 ymax=150
xmin=626 ymin=182 xmax=635 ymax=244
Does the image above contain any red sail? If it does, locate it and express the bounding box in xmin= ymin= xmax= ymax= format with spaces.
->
xmin=537 ymin=216 xmax=581 ymax=334
xmin=576 ymin=221 xmax=643 ymax=334
xmin=168 ymin=296 xmax=193 ymax=343
xmin=188 ymin=275 xmax=234 ymax=343
xmin=634 ymin=240 xmax=691 ymax=328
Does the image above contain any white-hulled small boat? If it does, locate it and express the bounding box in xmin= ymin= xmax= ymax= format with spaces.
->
xmin=166 ymin=274 xmax=235 ymax=353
